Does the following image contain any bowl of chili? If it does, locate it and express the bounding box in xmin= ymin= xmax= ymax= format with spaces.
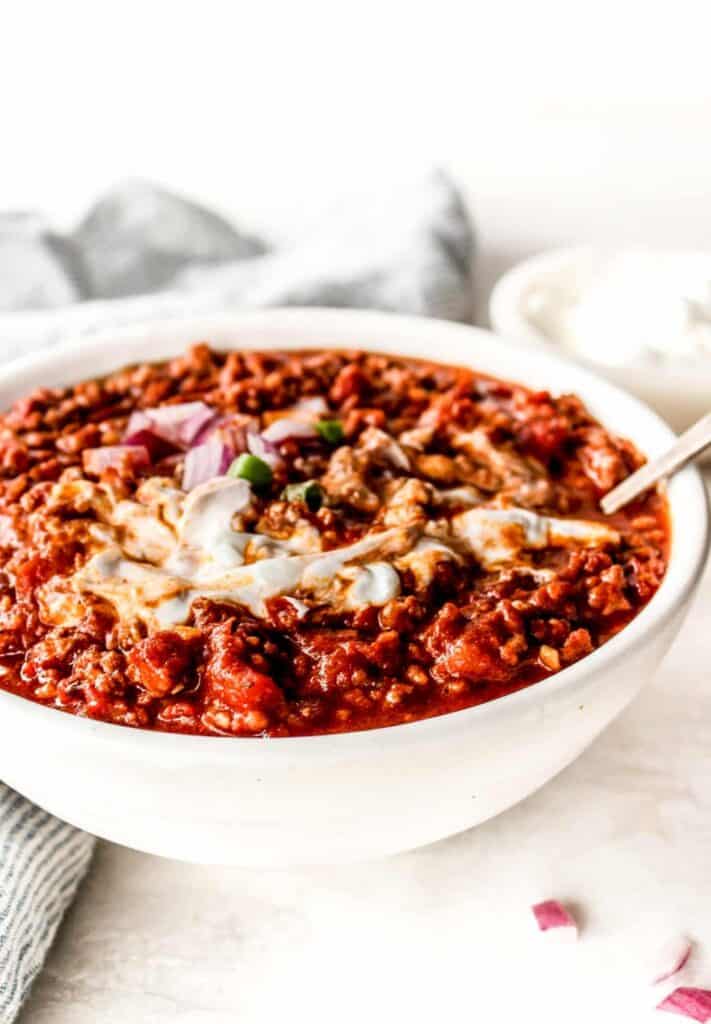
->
xmin=0 ymin=308 xmax=705 ymax=865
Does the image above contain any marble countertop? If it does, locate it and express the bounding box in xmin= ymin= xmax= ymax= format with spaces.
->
xmin=17 ymin=475 xmax=711 ymax=1024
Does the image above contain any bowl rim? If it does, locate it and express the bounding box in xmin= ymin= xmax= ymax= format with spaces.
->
xmin=489 ymin=245 xmax=593 ymax=349
xmin=0 ymin=306 xmax=706 ymax=762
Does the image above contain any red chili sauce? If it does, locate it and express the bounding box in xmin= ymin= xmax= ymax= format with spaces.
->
xmin=0 ymin=346 xmax=669 ymax=736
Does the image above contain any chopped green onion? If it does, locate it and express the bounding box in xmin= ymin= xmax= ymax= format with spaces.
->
xmin=228 ymin=453 xmax=272 ymax=488
xmin=281 ymin=480 xmax=324 ymax=512
xmin=316 ymin=418 xmax=344 ymax=444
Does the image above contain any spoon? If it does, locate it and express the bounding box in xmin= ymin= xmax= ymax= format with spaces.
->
xmin=600 ymin=411 xmax=711 ymax=515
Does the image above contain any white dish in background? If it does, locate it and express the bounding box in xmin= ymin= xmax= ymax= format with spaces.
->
xmin=0 ymin=308 xmax=706 ymax=867
xmin=490 ymin=247 xmax=711 ymax=433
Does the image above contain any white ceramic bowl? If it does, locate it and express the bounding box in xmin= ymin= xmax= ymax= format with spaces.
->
xmin=0 ymin=309 xmax=706 ymax=867
xmin=489 ymin=247 xmax=711 ymax=433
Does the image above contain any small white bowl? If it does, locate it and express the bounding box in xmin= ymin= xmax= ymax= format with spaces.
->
xmin=490 ymin=247 xmax=711 ymax=433
xmin=0 ymin=308 xmax=706 ymax=866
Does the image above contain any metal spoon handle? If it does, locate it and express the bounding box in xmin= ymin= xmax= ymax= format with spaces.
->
xmin=600 ymin=411 xmax=711 ymax=515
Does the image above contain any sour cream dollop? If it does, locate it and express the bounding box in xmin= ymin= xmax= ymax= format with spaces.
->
xmin=522 ymin=250 xmax=711 ymax=366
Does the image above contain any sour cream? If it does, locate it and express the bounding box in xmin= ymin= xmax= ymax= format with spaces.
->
xmin=450 ymin=507 xmax=619 ymax=569
xmin=522 ymin=250 xmax=711 ymax=366
xmin=76 ymin=524 xmax=412 ymax=627
xmin=45 ymin=472 xmax=621 ymax=631
xmin=64 ymin=476 xmax=416 ymax=627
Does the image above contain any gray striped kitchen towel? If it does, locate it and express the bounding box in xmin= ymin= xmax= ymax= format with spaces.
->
xmin=0 ymin=793 xmax=94 ymax=1022
xmin=0 ymin=169 xmax=474 ymax=1022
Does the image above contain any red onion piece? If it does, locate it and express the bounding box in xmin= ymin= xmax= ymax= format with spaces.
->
xmin=152 ymin=402 xmax=215 ymax=446
xmin=83 ymin=445 xmax=150 ymax=475
xmin=658 ymin=988 xmax=711 ymax=1021
xmin=122 ymin=428 xmax=178 ymax=461
xmin=246 ymin=433 xmax=281 ymax=469
xmin=652 ymin=936 xmax=693 ymax=985
xmin=261 ymin=418 xmax=317 ymax=444
xmin=125 ymin=411 xmax=152 ymax=436
xmin=531 ymin=900 xmax=578 ymax=939
xmin=191 ymin=413 xmax=221 ymax=447
xmin=124 ymin=402 xmax=215 ymax=449
xmin=182 ymin=437 xmax=233 ymax=490
xmin=201 ymin=413 xmax=257 ymax=456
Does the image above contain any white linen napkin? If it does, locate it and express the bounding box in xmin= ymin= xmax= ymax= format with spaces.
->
xmin=0 ymin=170 xmax=474 ymax=1022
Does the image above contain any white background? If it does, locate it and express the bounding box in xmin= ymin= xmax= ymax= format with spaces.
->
xmin=6 ymin=4 xmax=711 ymax=1022
xmin=4 ymin=1 xmax=711 ymax=320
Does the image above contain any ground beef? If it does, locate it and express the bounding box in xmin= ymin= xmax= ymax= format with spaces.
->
xmin=0 ymin=345 xmax=669 ymax=736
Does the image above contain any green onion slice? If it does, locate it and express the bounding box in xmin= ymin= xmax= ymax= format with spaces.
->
xmin=281 ymin=480 xmax=324 ymax=512
xmin=228 ymin=453 xmax=273 ymax=488
xmin=316 ymin=418 xmax=344 ymax=444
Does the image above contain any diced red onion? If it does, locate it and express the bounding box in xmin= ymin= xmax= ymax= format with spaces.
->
xmin=153 ymin=402 xmax=215 ymax=446
xmin=202 ymin=413 xmax=257 ymax=456
xmin=531 ymin=900 xmax=578 ymax=940
xmin=247 ymin=429 xmax=282 ymax=469
xmin=124 ymin=426 xmax=157 ymax=448
xmin=652 ymin=936 xmax=693 ymax=985
xmin=83 ymin=445 xmax=150 ymax=475
xmin=261 ymin=418 xmax=318 ymax=444
xmin=192 ymin=413 xmax=221 ymax=447
xmin=658 ymin=988 xmax=711 ymax=1022
xmin=182 ymin=437 xmax=234 ymax=490
xmin=124 ymin=402 xmax=215 ymax=449
xmin=122 ymin=427 xmax=177 ymax=461
xmin=125 ymin=411 xmax=152 ymax=437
